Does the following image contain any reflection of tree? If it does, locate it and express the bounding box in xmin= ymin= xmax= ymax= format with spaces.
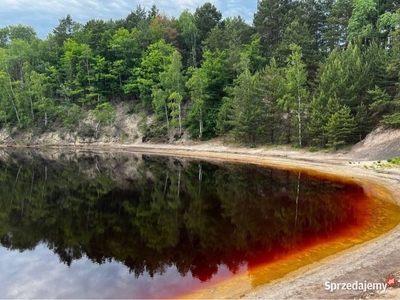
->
xmin=0 ymin=151 xmax=370 ymax=283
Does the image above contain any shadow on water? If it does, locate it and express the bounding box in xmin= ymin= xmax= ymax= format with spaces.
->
xmin=0 ymin=150 xmax=399 ymax=298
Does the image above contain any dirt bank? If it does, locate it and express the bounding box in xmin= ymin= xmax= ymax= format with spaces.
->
xmin=1 ymin=141 xmax=400 ymax=299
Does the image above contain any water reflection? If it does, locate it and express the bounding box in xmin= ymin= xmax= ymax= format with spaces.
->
xmin=0 ymin=150 xmax=370 ymax=298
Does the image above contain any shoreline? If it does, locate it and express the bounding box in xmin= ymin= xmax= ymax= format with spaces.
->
xmin=1 ymin=142 xmax=400 ymax=298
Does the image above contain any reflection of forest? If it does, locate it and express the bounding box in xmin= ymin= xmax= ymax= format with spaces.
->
xmin=0 ymin=150 xmax=369 ymax=282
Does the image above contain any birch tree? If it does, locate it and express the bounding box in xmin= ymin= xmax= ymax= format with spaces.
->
xmin=280 ymin=44 xmax=309 ymax=146
xmin=186 ymin=67 xmax=208 ymax=138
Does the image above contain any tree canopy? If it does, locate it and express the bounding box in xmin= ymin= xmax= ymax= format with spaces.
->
xmin=1 ymin=1 xmax=400 ymax=148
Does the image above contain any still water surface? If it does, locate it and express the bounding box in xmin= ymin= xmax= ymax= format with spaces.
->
xmin=0 ymin=150 xmax=398 ymax=298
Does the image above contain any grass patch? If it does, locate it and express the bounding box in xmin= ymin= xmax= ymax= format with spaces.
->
xmin=387 ymin=157 xmax=400 ymax=165
xmin=364 ymin=157 xmax=400 ymax=169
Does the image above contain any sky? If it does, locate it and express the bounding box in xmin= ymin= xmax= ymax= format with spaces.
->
xmin=0 ymin=0 xmax=258 ymax=39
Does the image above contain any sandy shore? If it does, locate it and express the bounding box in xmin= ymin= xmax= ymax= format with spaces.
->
xmin=2 ymin=141 xmax=400 ymax=299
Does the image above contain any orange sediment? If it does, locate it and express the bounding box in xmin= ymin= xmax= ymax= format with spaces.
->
xmin=179 ymin=177 xmax=400 ymax=299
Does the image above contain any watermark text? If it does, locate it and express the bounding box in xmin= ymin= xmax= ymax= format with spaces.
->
xmin=325 ymin=281 xmax=387 ymax=293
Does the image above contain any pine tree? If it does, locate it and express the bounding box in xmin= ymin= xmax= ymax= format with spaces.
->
xmin=253 ymin=0 xmax=294 ymax=59
xmin=354 ymin=103 xmax=371 ymax=141
xmin=259 ymin=58 xmax=286 ymax=143
xmin=307 ymin=94 xmax=327 ymax=147
xmin=381 ymin=113 xmax=400 ymax=128
xmin=275 ymin=17 xmax=319 ymax=78
xmin=219 ymin=57 xmax=267 ymax=144
xmin=368 ymin=85 xmax=400 ymax=127
xmin=315 ymin=44 xmax=371 ymax=111
xmin=322 ymin=0 xmax=352 ymax=51
xmin=325 ymin=105 xmax=357 ymax=150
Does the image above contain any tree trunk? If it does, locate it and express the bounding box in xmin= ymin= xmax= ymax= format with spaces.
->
xmin=28 ymin=86 xmax=34 ymax=122
xmin=164 ymin=100 xmax=169 ymax=127
xmin=199 ymin=108 xmax=203 ymax=139
xmin=86 ymin=58 xmax=91 ymax=87
xmin=6 ymin=70 xmax=21 ymax=125
xmin=6 ymin=88 xmax=21 ymax=126
xmin=298 ymin=95 xmax=302 ymax=147
xmin=178 ymin=102 xmax=182 ymax=136
xmin=95 ymin=121 xmax=101 ymax=139
xmin=297 ymin=75 xmax=302 ymax=147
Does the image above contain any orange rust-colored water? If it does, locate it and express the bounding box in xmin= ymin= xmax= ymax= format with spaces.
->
xmin=179 ymin=174 xmax=400 ymax=299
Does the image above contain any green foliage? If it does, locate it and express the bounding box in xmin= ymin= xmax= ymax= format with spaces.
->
xmin=316 ymin=44 xmax=372 ymax=110
xmin=368 ymin=86 xmax=392 ymax=116
xmin=168 ymin=91 xmax=183 ymax=134
xmin=186 ymin=66 xmax=209 ymax=138
xmin=243 ymin=38 xmax=266 ymax=73
xmin=253 ymin=0 xmax=294 ymax=59
xmin=178 ymin=10 xmax=199 ymax=67
xmin=279 ymin=44 xmax=309 ymax=145
xmin=53 ymin=14 xmax=80 ymax=46
xmin=354 ymin=103 xmax=371 ymax=140
xmin=91 ymin=102 xmax=116 ymax=126
xmin=161 ymin=50 xmax=186 ymax=134
xmin=138 ymin=112 xmax=148 ymax=136
xmin=258 ymin=58 xmax=286 ymax=143
xmin=325 ymin=105 xmax=357 ymax=149
xmin=322 ymin=0 xmax=352 ymax=51
xmin=348 ymin=0 xmax=378 ymax=43
xmin=348 ymin=0 xmax=400 ymax=45
xmin=219 ymin=64 xmax=267 ymax=144
xmin=387 ymin=157 xmax=400 ymax=164
xmin=276 ymin=18 xmax=319 ymax=77
xmin=0 ymin=2 xmax=400 ymax=147
xmin=194 ymin=2 xmax=222 ymax=43
xmin=125 ymin=40 xmax=174 ymax=107
xmin=202 ymin=16 xmax=255 ymax=77
xmin=369 ymin=86 xmax=400 ymax=128
xmin=381 ymin=113 xmax=400 ymax=127
xmin=60 ymin=104 xmax=83 ymax=130
xmin=307 ymin=94 xmax=340 ymax=147
xmin=186 ymin=50 xmax=229 ymax=139
xmin=151 ymin=88 xmax=168 ymax=124
xmin=150 ymin=49 xmax=186 ymax=138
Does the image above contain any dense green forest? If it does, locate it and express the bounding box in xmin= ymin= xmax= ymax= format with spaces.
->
xmin=1 ymin=0 xmax=400 ymax=148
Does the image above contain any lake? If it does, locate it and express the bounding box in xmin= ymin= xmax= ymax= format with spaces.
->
xmin=0 ymin=150 xmax=399 ymax=298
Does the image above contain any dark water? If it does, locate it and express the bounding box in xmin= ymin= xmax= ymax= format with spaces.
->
xmin=0 ymin=150 xmax=370 ymax=298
